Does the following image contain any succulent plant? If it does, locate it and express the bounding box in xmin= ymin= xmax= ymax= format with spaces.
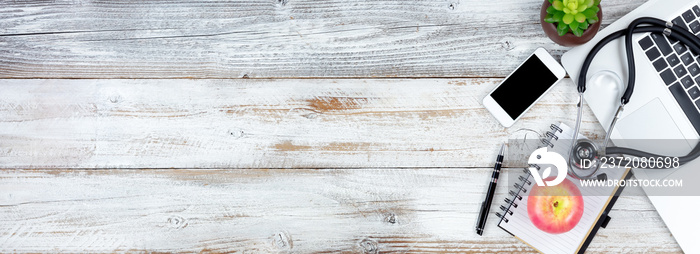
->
xmin=544 ymin=0 xmax=601 ymax=37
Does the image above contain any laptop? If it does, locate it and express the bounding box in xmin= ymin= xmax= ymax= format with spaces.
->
xmin=561 ymin=0 xmax=700 ymax=252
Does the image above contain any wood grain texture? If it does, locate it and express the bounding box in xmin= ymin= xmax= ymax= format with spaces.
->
xmin=0 ymin=168 xmax=682 ymax=253
xmin=0 ymin=0 xmax=645 ymax=78
xmin=0 ymin=0 xmax=684 ymax=252
xmin=0 ymin=78 xmax=605 ymax=169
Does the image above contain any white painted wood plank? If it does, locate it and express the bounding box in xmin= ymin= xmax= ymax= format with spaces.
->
xmin=0 ymin=169 xmax=681 ymax=253
xmin=0 ymin=0 xmax=645 ymax=78
xmin=0 ymin=78 xmax=605 ymax=169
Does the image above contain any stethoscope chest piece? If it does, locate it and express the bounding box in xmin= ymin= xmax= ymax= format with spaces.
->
xmin=569 ymin=139 xmax=603 ymax=179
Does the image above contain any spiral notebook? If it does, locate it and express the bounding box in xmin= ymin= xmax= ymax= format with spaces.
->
xmin=497 ymin=123 xmax=631 ymax=254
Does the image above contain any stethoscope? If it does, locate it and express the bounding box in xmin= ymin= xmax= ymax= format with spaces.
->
xmin=569 ymin=17 xmax=700 ymax=179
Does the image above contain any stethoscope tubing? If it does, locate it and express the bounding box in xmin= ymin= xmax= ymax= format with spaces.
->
xmin=571 ymin=17 xmax=700 ymax=178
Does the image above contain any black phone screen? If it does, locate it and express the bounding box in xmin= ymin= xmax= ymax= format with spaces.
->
xmin=490 ymin=54 xmax=558 ymax=119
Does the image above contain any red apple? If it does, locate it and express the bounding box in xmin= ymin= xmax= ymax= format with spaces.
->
xmin=527 ymin=177 xmax=584 ymax=234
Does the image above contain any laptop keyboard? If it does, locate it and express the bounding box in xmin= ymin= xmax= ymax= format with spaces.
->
xmin=639 ymin=5 xmax=700 ymax=134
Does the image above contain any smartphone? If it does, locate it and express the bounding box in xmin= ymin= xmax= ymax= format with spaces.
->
xmin=483 ymin=48 xmax=566 ymax=127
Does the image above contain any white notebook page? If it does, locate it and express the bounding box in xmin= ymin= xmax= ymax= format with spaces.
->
xmin=499 ymin=123 xmax=628 ymax=254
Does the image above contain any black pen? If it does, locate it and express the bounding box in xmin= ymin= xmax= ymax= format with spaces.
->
xmin=476 ymin=142 xmax=505 ymax=236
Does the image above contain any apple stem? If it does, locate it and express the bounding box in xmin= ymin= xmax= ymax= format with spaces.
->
xmin=553 ymin=201 xmax=559 ymax=208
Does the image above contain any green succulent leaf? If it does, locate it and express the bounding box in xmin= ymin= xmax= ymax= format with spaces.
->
xmin=553 ymin=12 xmax=565 ymax=22
xmin=569 ymin=21 xmax=579 ymax=31
xmin=582 ymin=9 xmax=597 ymax=18
xmin=544 ymin=14 xmax=557 ymax=23
xmin=580 ymin=20 xmax=589 ymax=30
xmin=558 ymin=28 xmax=569 ymax=36
xmin=588 ymin=15 xmax=599 ymax=24
xmin=557 ymin=21 xmax=569 ymax=36
xmin=563 ymin=13 xmax=574 ymax=24
xmin=576 ymin=4 xmax=586 ymax=13
xmin=552 ymin=0 xmax=564 ymax=10
xmin=547 ymin=0 xmax=598 ymax=36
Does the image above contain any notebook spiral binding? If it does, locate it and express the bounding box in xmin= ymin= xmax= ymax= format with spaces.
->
xmin=497 ymin=124 xmax=564 ymax=224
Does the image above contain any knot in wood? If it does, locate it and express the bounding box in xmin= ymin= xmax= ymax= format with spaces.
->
xmin=108 ymin=95 xmax=121 ymax=103
xmin=359 ymin=238 xmax=378 ymax=254
xmin=228 ymin=129 xmax=244 ymax=139
xmin=167 ymin=215 xmax=188 ymax=229
xmin=272 ymin=231 xmax=293 ymax=250
xmin=384 ymin=213 xmax=396 ymax=224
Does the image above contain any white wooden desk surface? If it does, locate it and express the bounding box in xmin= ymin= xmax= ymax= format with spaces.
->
xmin=0 ymin=0 xmax=684 ymax=253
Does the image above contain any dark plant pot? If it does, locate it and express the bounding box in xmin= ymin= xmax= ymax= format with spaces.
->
xmin=540 ymin=0 xmax=603 ymax=47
